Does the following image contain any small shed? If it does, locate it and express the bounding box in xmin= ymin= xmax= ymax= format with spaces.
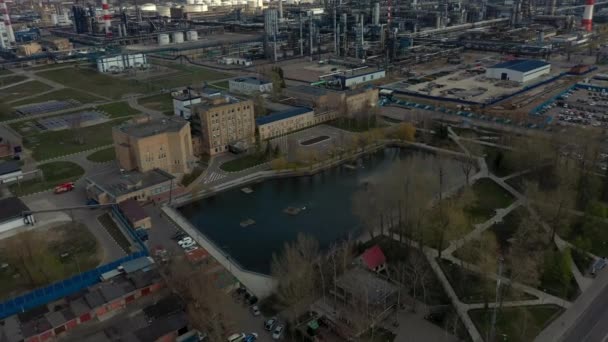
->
xmin=118 ymin=199 xmax=151 ymax=230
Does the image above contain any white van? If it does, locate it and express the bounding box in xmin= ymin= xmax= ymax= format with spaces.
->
xmin=227 ymin=333 xmax=245 ymax=342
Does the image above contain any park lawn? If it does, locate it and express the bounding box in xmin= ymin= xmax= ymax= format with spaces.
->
xmin=38 ymin=68 xmax=151 ymax=99
xmin=559 ymin=215 xmax=608 ymax=257
xmin=98 ymin=213 xmax=132 ymax=253
xmin=466 ymin=178 xmax=515 ymax=224
xmin=469 ymin=305 xmax=563 ymax=342
xmin=150 ymin=60 xmax=229 ymax=87
xmin=95 ymin=101 xmax=140 ymax=118
xmin=0 ymin=75 xmax=28 ymax=87
xmin=25 ymin=117 xmax=131 ymax=161
xmin=29 ymin=62 xmax=82 ymax=71
xmin=138 ymin=93 xmax=174 ymax=113
xmin=209 ymin=80 xmax=229 ymax=89
xmin=9 ymin=161 xmax=84 ymax=196
xmin=0 ymin=222 xmax=100 ymax=300
xmin=439 ymin=259 xmax=536 ymax=304
xmin=0 ymin=81 xmax=53 ymax=103
xmin=11 ymin=88 xmax=104 ymax=107
xmin=220 ymin=154 xmax=269 ymax=172
xmin=485 ymin=146 xmax=516 ymax=178
xmin=87 ymin=147 xmax=116 ymax=163
xmin=0 ymin=68 xmax=12 ymax=75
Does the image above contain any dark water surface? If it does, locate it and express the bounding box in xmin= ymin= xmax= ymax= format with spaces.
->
xmin=178 ymin=147 xmax=464 ymax=274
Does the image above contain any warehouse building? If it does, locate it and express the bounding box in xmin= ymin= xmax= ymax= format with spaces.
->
xmin=229 ymin=76 xmax=273 ymax=95
xmin=485 ymin=59 xmax=551 ymax=83
xmin=332 ymin=69 xmax=386 ymax=89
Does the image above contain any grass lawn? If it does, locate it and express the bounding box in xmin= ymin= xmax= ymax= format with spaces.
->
xmin=9 ymin=161 xmax=84 ymax=196
xmin=209 ymin=80 xmax=229 ymax=89
xmin=560 ymin=215 xmax=608 ymax=257
xmin=0 ymin=68 xmax=12 ymax=75
xmin=149 ymin=60 xmax=229 ymax=87
xmin=0 ymin=81 xmax=53 ymax=103
xmin=11 ymin=88 xmax=104 ymax=107
xmin=97 ymin=213 xmax=131 ymax=253
xmin=0 ymin=75 xmax=28 ymax=87
xmin=328 ymin=118 xmax=383 ymax=132
xmin=466 ymin=178 xmax=515 ymax=223
xmin=38 ymin=68 xmax=152 ymax=99
xmin=0 ymin=222 xmax=100 ymax=301
xmin=29 ymin=62 xmax=82 ymax=71
xmin=24 ymin=117 xmax=131 ymax=161
xmin=181 ymin=167 xmax=204 ymax=186
xmin=439 ymin=259 xmax=536 ymax=304
xmin=220 ymin=154 xmax=269 ymax=172
xmin=571 ymin=248 xmax=594 ymax=275
xmin=469 ymin=305 xmax=563 ymax=342
xmin=95 ymin=101 xmax=140 ymax=118
xmin=87 ymin=147 xmax=116 ymax=163
xmin=138 ymin=93 xmax=174 ymax=113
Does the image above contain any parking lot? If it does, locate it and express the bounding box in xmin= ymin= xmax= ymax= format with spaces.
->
xmin=538 ymin=86 xmax=608 ymax=128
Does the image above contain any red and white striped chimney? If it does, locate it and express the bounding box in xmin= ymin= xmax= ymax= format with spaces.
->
xmin=101 ymin=0 xmax=112 ymax=37
xmin=0 ymin=0 xmax=15 ymax=43
xmin=582 ymin=0 xmax=594 ymax=32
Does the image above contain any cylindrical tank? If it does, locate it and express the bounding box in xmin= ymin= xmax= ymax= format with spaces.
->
xmin=141 ymin=3 xmax=156 ymax=11
xmin=185 ymin=4 xmax=205 ymax=11
xmin=51 ymin=13 xmax=58 ymax=25
xmin=158 ymin=33 xmax=170 ymax=45
xmin=186 ymin=30 xmax=198 ymax=41
xmin=172 ymin=31 xmax=184 ymax=43
xmin=157 ymin=5 xmax=171 ymax=16
xmin=186 ymin=0 xmax=195 ymax=4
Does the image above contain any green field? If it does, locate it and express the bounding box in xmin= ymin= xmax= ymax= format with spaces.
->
xmin=0 ymin=69 xmax=12 ymax=75
xmin=220 ymin=154 xmax=269 ymax=172
xmin=0 ymin=81 xmax=53 ymax=103
xmin=11 ymin=88 xmax=104 ymax=107
xmin=0 ymin=222 xmax=100 ymax=300
xmin=38 ymin=63 xmax=228 ymax=100
xmin=95 ymin=101 xmax=140 ymax=118
xmin=29 ymin=62 xmax=82 ymax=71
xmin=466 ymin=178 xmax=515 ymax=223
xmin=0 ymin=75 xmax=27 ymax=87
xmin=469 ymin=305 xmax=562 ymax=342
xmin=138 ymin=93 xmax=174 ymax=115
xmin=24 ymin=117 xmax=131 ymax=161
xmin=87 ymin=147 xmax=116 ymax=163
xmin=9 ymin=161 xmax=85 ymax=196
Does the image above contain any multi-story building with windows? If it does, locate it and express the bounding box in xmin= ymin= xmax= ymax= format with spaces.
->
xmin=190 ymin=96 xmax=255 ymax=156
xmin=112 ymin=115 xmax=195 ymax=175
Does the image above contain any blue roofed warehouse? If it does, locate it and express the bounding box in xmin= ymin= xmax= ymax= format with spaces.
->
xmin=485 ymin=59 xmax=551 ymax=83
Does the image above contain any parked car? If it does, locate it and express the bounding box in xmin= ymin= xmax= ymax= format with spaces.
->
xmin=264 ymin=317 xmax=278 ymax=331
xmin=591 ymin=258 xmax=607 ymax=277
xmin=243 ymin=333 xmax=258 ymax=342
xmin=184 ymin=245 xmax=199 ymax=253
xmin=178 ymin=237 xmax=193 ymax=246
xmin=272 ymin=325 xmax=284 ymax=340
xmin=250 ymin=305 xmax=261 ymax=316
xmin=172 ymin=231 xmax=188 ymax=240
xmin=227 ymin=333 xmax=245 ymax=342
xmin=181 ymin=240 xmax=196 ymax=249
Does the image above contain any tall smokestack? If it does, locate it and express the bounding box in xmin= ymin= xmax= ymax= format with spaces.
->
xmin=0 ymin=0 xmax=15 ymax=43
xmin=582 ymin=0 xmax=594 ymax=32
xmin=102 ymin=0 xmax=112 ymax=37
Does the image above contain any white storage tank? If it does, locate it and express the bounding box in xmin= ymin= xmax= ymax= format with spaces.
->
xmin=158 ymin=33 xmax=170 ymax=45
xmin=172 ymin=31 xmax=184 ymax=43
xmin=186 ymin=0 xmax=196 ymax=4
xmin=186 ymin=30 xmax=198 ymax=41
xmin=157 ymin=5 xmax=171 ymax=16
xmin=141 ymin=3 xmax=156 ymax=11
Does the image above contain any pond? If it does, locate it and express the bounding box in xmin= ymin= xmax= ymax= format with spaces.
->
xmin=178 ymin=147 xmax=466 ymax=274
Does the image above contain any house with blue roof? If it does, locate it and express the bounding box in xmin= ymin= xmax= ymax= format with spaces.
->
xmin=485 ymin=59 xmax=551 ymax=83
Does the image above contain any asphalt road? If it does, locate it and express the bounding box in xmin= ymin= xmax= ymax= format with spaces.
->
xmin=562 ymin=280 xmax=608 ymax=342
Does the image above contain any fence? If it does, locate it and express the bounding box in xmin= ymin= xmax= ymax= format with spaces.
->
xmin=0 ymin=206 xmax=148 ymax=319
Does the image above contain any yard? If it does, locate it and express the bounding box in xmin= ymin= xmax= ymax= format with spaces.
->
xmin=87 ymin=147 xmax=116 ymax=163
xmin=9 ymin=161 xmax=84 ymax=196
xmin=220 ymin=154 xmax=269 ymax=172
xmin=469 ymin=305 xmax=563 ymax=342
xmin=0 ymin=222 xmax=101 ymax=300
xmin=0 ymin=75 xmax=28 ymax=87
xmin=23 ymin=117 xmax=131 ymax=161
xmin=11 ymin=88 xmax=104 ymax=107
xmin=439 ymin=259 xmax=536 ymax=304
xmin=148 ymin=60 xmax=229 ymax=88
xmin=466 ymin=178 xmax=515 ymax=223
xmin=0 ymin=68 xmax=12 ymax=75
xmin=0 ymin=81 xmax=53 ymax=103
xmin=95 ymin=101 xmax=140 ymax=118
xmin=138 ymin=93 xmax=174 ymax=115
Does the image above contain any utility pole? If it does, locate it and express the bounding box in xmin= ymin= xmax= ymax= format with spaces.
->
xmin=299 ymin=12 xmax=303 ymax=56
xmin=489 ymin=257 xmax=504 ymax=342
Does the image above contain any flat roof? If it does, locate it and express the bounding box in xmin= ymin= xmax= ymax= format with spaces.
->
xmin=285 ymin=85 xmax=329 ymax=97
xmin=119 ymin=199 xmax=149 ymax=223
xmin=335 ymin=68 xmax=385 ymax=80
xmin=0 ymin=197 xmax=29 ymax=222
xmin=255 ymin=107 xmax=313 ymax=125
xmin=0 ymin=161 xmax=21 ymax=175
xmin=489 ymin=59 xmax=550 ymax=72
xmin=86 ymin=168 xmax=174 ymax=198
xmin=335 ymin=268 xmax=397 ymax=305
xmin=117 ymin=117 xmax=188 ymax=138
xmin=121 ymin=257 xmax=154 ymax=274
xmin=230 ymin=76 xmax=271 ymax=85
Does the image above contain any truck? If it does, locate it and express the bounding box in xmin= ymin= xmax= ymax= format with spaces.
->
xmin=54 ymin=182 xmax=74 ymax=194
